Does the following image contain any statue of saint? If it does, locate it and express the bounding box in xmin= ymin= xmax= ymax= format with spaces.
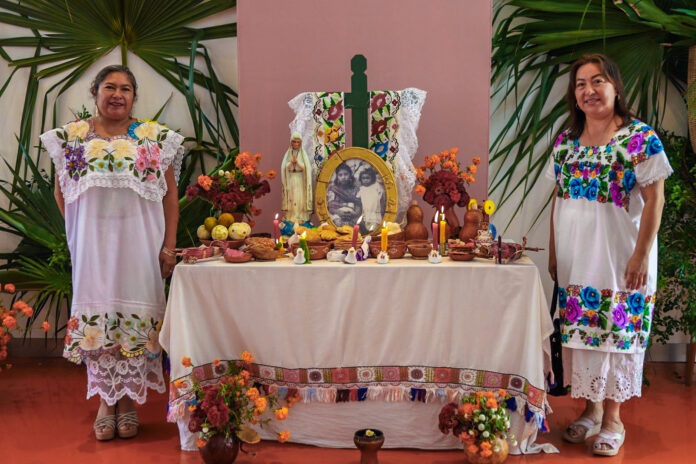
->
xmin=281 ymin=132 xmax=313 ymax=223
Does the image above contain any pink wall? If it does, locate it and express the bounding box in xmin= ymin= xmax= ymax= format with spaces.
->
xmin=238 ymin=0 xmax=491 ymax=232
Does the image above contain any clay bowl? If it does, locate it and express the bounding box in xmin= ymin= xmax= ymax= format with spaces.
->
xmin=407 ymin=240 xmax=433 ymax=259
xmin=449 ymin=250 xmax=476 ymax=261
xmin=333 ymin=239 xmax=363 ymax=251
xmin=369 ymin=241 xmax=407 ymax=259
xmin=289 ymin=242 xmax=331 ymax=260
xmin=201 ymin=239 xmax=245 ymax=249
xmin=245 ymin=237 xmax=276 ymax=249
xmin=248 ymin=246 xmax=277 ymax=261
xmin=369 ymin=230 xmax=405 ymax=242
xmin=223 ymin=249 xmax=252 ymax=263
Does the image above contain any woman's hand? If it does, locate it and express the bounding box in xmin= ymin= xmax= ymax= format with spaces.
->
xmin=159 ymin=249 xmax=176 ymax=279
xmin=624 ymin=252 xmax=648 ymax=290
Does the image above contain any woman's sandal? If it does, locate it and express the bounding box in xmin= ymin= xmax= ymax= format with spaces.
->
xmin=94 ymin=414 xmax=117 ymax=441
xmin=562 ymin=417 xmax=601 ymax=443
xmin=116 ymin=410 xmax=139 ymax=439
xmin=593 ymin=428 xmax=625 ymax=456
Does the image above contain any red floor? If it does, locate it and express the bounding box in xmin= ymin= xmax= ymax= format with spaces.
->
xmin=1 ymin=358 xmax=695 ymax=463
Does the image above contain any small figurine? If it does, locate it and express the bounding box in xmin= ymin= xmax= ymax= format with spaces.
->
xmin=428 ymin=249 xmax=442 ymax=264
xmin=345 ymin=247 xmax=358 ymax=264
xmin=377 ymin=250 xmax=390 ymax=264
xmin=327 ymin=250 xmax=347 ymax=262
xmin=293 ymin=248 xmax=306 ymax=265
xmin=281 ymin=132 xmax=313 ymax=224
xmin=356 ymin=235 xmax=372 ymax=261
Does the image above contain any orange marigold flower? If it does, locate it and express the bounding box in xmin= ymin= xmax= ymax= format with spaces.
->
xmin=414 ymin=185 xmax=426 ymax=195
xmin=451 ymin=147 xmax=460 ymax=154
xmin=213 ymin=358 xmax=221 ymax=366
xmin=41 ymin=321 xmax=50 ymax=332
xmin=418 ymin=164 xmax=426 ymax=171
xmin=472 ymin=157 xmax=481 ymax=165
xmin=443 ymin=161 xmax=454 ymax=170
xmin=469 ymin=165 xmax=477 ymax=174
xmin=195 ymin=439 xmax=207 ymax=448
xmin=173 ymin=379 xmax=185 ymax=389
xmin=266 ymin=169 xmax=277 ymax=179
xmin=277 ymin=430 xmax=291 ymax=443
xmin=254 ymin=153 xmax=262 ymax=163
xmin=484 ymin=391 xmax=494 ymax=399
xmin=431 ymin=155 xmax=441 ymax=165
xmin=480 ymin=441 xmax=492 ymax=450
xmin=254 ymin=396 xmax=267 ymax=413
xmin=246 ymin=387 xmax=260 ymax=401
xmin=476 ymin=391 xmax=485 ymax=399
xmin=469 ymin=175 xmax=476 ymax=183
xmin=458 ymin=403 xmax=475 ymax=417
xmin=235 ymin=152 xmax=252 ymax=169
xmin=486 ymin=398 xmax=498 ymax=409
xmin=241 ymin=350 xmax=254 ymax=363
xmin=416 ymin=169 xmax=425 ymax=180
xmin=241 ymin=370 xmax=250 ymax=381
xmin=2 ymin=284 xmax=15 ymax=293
xmin=274 ymin=407 xmax=289 ymax=420
xmin=498 ymin=389 xmax=507 ymax=398
xmin=480 ymin=449 xmax=493 ymax=457
xmin=468 ymin=444 xmax=479 ymax=454
xmin=181 ymin=356 xmax=192 ymax=367
xmin=424 ymin=156 xmax=436 ymax=169
xmin=2 ymin=316 xmax=17 ymax=330
xmin=188 ymin=404 xmax=197 ymax=412
xmin=197 ymin=174 xmax=212 ymax=191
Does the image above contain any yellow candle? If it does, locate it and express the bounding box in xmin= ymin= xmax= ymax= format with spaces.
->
xmin=381 ymin=222 xmax=388 ymax=252
xmin=439 ymin=206 xmax=446 ymax=246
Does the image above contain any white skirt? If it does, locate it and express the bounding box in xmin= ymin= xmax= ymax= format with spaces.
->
xmin=563 ymin=347 xmax=643 ymax=403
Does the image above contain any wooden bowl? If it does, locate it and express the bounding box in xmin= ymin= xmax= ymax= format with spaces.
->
xmin=369 ymin=241 xmax=407 ymax=259
xmin=201 ymin=239 xmax=245 ymax=249
xmin=449 ymin=250 xmax=476 ymax=261
xmin=224 ymin=249 xmax=252 ymax=263
xmin=248 ymin=247 xmax=277 ymax=261
xmin=289 ymin=242 xmax=331 ymax=260
xmin=407 ymin=242 xmax=432 ymax=259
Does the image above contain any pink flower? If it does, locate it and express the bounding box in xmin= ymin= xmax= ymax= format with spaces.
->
xmin=147 ymin=173 xmax=156 ymax=182
xmin=135 ymin=156 xmax=147 ymax=172
xmin=148 ymin=157 xmax=161 ymax=169
xmin=136 ymin=145 xmax=148 ymax=158
xmin=150 ymin=144 xmax=161 ymax=156
xmin=67 ymin=317 xmax=79 ymax=331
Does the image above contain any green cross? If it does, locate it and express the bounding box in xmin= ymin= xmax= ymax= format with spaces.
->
xmin=344 ymin=54 xmax=369 ymax=148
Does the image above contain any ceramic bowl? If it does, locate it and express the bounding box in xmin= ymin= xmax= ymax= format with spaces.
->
xmin=223 ymin=249 xmax=252 ymax=263
xmin=368 ymin=241 xmax=407 ymax=259
xmin=449 ymin=250 xmax=476 ymax=261
xmin=407 ymin=240 xmax=433 ymax=259
xmin=289 ymin=242 xmax=331 ymax=260
xmin=333 ymin=240 xmax=363 ymax=251
xmin=248 ymin=246 xmax=277 ymax=261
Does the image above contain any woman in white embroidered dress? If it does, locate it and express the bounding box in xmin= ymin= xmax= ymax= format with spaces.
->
xmin=547 ymin=54 xmax=672 ymax=456
xmin=41 ymin=65 xmax=183 ymax=441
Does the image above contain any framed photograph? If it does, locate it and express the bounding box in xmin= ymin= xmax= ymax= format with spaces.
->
xmin=315 ymin=147 xmax=398 ymax=234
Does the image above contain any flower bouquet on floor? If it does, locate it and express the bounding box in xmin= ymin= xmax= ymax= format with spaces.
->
xmin=185 ymin=151 xmax=274 ymax=223
xmin=439 ymin=390 xmax=517 ymax=464
xmin=1 ymin=283 xmax=47 ymax=372
xmin=178 ymin=351 xmax=290 ymax=464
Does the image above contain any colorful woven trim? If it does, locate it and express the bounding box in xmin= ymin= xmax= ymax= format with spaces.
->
xmin=167 ymin=360 xmax=548 ymax=425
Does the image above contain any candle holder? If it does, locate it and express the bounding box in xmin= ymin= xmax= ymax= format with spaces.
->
xmin=428 ymin=250 xmax=442 ymax=264
xmin=354 ymin=429 xmax=385 ymax=464
xmin=376 ymin=250 xmax=390 ymax=264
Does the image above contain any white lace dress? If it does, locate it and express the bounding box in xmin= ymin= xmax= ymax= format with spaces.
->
xmin=41 ymin=119 xmax=184 ymax=405
xmin=546 ymin=120 xmax=672 ymax=402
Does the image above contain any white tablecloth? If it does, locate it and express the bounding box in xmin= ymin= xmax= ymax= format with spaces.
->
xmin=160 ymin=255 xmax=556 ymax=453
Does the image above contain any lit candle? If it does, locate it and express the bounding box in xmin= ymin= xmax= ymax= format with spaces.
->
xmin=352 ymin=215 xmax=363 ymax=249
xmin=299 ymin=231 xmax=311 ymax=264
xmin=381 ymin=221 xmax=388 ymax=252
xmin=439 ymin=206 xmax=446 ymax=253
xmin=432 ymin=211 xmax=439 ymax=251
xmin=273 ymin=213 xmax=280 ymax=242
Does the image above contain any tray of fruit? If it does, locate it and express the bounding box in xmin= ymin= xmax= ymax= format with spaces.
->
xmin=196 ymin=213 xmax=252 ymax=246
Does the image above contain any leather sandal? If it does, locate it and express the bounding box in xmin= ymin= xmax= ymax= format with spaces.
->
xmin=116 ymin=410 xmax=139 ymax=439
xmin=563 ymin=417 xmax=601 ymax=443
xmin=593 ymin=428 xmax=625 ymax=456
xmin=94 ymin=414 xmax=117 ymax=441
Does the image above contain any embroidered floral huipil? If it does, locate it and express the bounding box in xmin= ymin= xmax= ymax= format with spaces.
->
xmin=40 ymin=119 xmax=184 ymax=364
xmin=547 ymin=120 xmax=672 ymax=354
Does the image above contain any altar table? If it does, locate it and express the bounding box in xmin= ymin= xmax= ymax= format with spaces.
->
xmin=160 ymin=256 xmax=556 ymax=453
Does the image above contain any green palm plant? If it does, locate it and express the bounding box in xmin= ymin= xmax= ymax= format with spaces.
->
xmin=491 ymin=0 xmax=696 ymax=228
xmin=0 ymin=0 xmax=239 ymax=338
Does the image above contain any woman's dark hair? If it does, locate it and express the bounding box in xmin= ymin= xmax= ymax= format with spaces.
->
xmin=90 ymin=65 xmax=138 ymax=99
xmin=335 ymin=163 xmax=355 ymax=188
xmin=359 ymin=167 xmax=377 ymax=185
xmin=566 ymin=54 xmax=633 ymax=139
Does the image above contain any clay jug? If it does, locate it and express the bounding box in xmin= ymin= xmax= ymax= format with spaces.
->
xmin=404 ymin=201 xmax=429 ymax=241
xmin=460 ymin=206 xmax=483 ymax=242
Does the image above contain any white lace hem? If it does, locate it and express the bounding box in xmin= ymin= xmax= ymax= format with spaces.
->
xmin=563 ymin=347 xmax=643 ymax=403
xmin=636 ymin=151 xmax=673 ymax=188
xmin=85 ymin=351 xmax=166 ymax=406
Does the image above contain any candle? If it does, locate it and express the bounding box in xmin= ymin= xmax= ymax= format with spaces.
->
xmin=299 ymin=231 xmax=311 ymax=264
xmin=352 ymin=215 xmax=363 ymax=249
xmin=273 ymin=213 xmax=280 ymax=241
xmin=432 ymin=211 xmax=439 ymax=251
xmin=439 ymin=206 xmax=446 ymax=253
xmin=381 ymin=221 xmax=388 ymax=252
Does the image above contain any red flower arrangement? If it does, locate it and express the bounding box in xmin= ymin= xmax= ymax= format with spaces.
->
xmin=0 ymin=283 xmax=39 ymax=372
xmin=185 ymin=151 xmax=272 ymax=218
xmin=414 ymin=148 xmax=479 ymax=210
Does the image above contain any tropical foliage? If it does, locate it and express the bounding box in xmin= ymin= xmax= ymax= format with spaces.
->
xmin=491 ymin=0 xmax=696 ymax=228
xmin=0 ymin=0 xmax=238 ymax=338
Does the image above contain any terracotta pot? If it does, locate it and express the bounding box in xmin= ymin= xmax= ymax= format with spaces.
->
xmin=404 ymin=201 xmax=429 ymax=241
xmin=407 ymin=240 xmax=432 ymax=259
xmin=199 ymin=434 xmax=240 ymax=464
xmin=460 ymin=207 xmax=483 ymax=242
xmin=369 ymin=241 xmax=407 ymax=259
xmin=289 ymin=242 xmax=331 ymax=260
xmin=354 ymin=429 xmax=385 ymax=464
xmin=462 ymin=437 xmax=509 ymax=464
xmin=431 ymin=206 xmax=460 ymax=240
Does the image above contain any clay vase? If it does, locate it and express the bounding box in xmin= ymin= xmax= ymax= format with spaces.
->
xmin=404 ymin=200 xmax=429 ymax=241
xmin=431 ymin=206 xmax=461 ymax=240
xmin=460 ymin=206 xmax=484 ymax=242
xmin=354 ymin=429 xmax=385 ymax=464
xmin=462 ymin=437 xmax=509 ymax=464
xmin=199 ymin=434 xmax=240 ymax=464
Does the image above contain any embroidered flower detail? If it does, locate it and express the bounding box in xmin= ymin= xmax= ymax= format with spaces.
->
xmin=110 ymin=139 xmax=135 ymax=159
xmin=65 ymin=120 xmax=89 ymax=141
xmin=565 ymin=297 xmax=582 ymax=324
xmin=569 ymin=178 xmax=583 ymax=199
xmin=79 ymin=326 xmax=102 ymax=350
xmin=627 ymin=133 xmax=644 ymax=154
xmin=558 ymin=287 xmax=567 ymax=309
xmin=135 ymin=156 xmax=147 ymax=172
xmin=623 ymin=170 xmax=636 ymax=193
xmin=134 ymin=122 xmax=159 ymax=140
xmin=646 ymin=135 xmax=663 ymax=155
xmin=627 ymin=293 xmax=645 ymax=315
xmin=580 ymin=286 xmax=601 ymax=310
xmin=583 ymin=178 xmax=599 ymax=201
xmin=612 ymin=305 xmax=628 ymax=329
xmin=85 ymin=138 xmax=110 ymax=159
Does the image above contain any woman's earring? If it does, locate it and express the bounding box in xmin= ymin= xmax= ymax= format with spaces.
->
xmin=575 ymin=102 xmax=579 ymax=109
xmin=94 ymin=105 xmax=99 ymax=117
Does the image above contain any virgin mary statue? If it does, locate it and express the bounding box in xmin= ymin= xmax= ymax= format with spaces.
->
xmin=281 ymin=132 xmax=313 ymax=223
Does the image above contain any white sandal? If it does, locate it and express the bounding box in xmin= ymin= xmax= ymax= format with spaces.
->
xmin=593 ymin=428 xmax=625 ymax=456
xmin=116 ymin=410 xmax=139 ymax=439
xmin=563 ymin=417 xmax=601 ymax=443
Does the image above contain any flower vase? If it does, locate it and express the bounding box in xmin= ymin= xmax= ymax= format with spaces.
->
xmin=199 ymin=434 xmax=240 ymax=464
xmin=462 ymin=437 xmax=509 ymax=464
xmin=431 ymin=206 xmax=461 ymax=240
xmin=354 ymin=429 xmax=385 ymax=464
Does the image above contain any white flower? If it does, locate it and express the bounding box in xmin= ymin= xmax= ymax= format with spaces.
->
xmin=66 ymin=120 xmax=89 ymax=141
xmin=134 ymin=122 xmax=159 ymax=140
xmin=218 ymin=170 xmax=224 ymax=176
xmin=85 ymin=138 xmax=109 ymax=158
xmin=512 ymin=440 xmax=518 ymax=446
xmin=493 ymin=446 xmax=500 ymax=452
xmin=491 ymin=408 xmax=497 ymax=412
xmin=478 ymin=414 xmax=486 ymax=422
xmin=505 ymin=421 xmax=510 ymax=428
xmin=482 ymin=431 xmax=490 ymax=438
xmin=478 ymin=423 xmax=485 ymax=431
xmin=468 ymin=430 xmax=475 ymax=435
xmin=202 ymin=427 xmax=209 ymax=433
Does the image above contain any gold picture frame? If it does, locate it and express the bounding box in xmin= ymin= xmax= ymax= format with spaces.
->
xmin=315 ymin=147 xmax=398 ymax=233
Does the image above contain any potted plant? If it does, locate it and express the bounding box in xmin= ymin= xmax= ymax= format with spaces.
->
xmin=438 ymin=390 xmax=517 ymax=464
xmin=178 ymin=351 xmax=291 ymax=464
